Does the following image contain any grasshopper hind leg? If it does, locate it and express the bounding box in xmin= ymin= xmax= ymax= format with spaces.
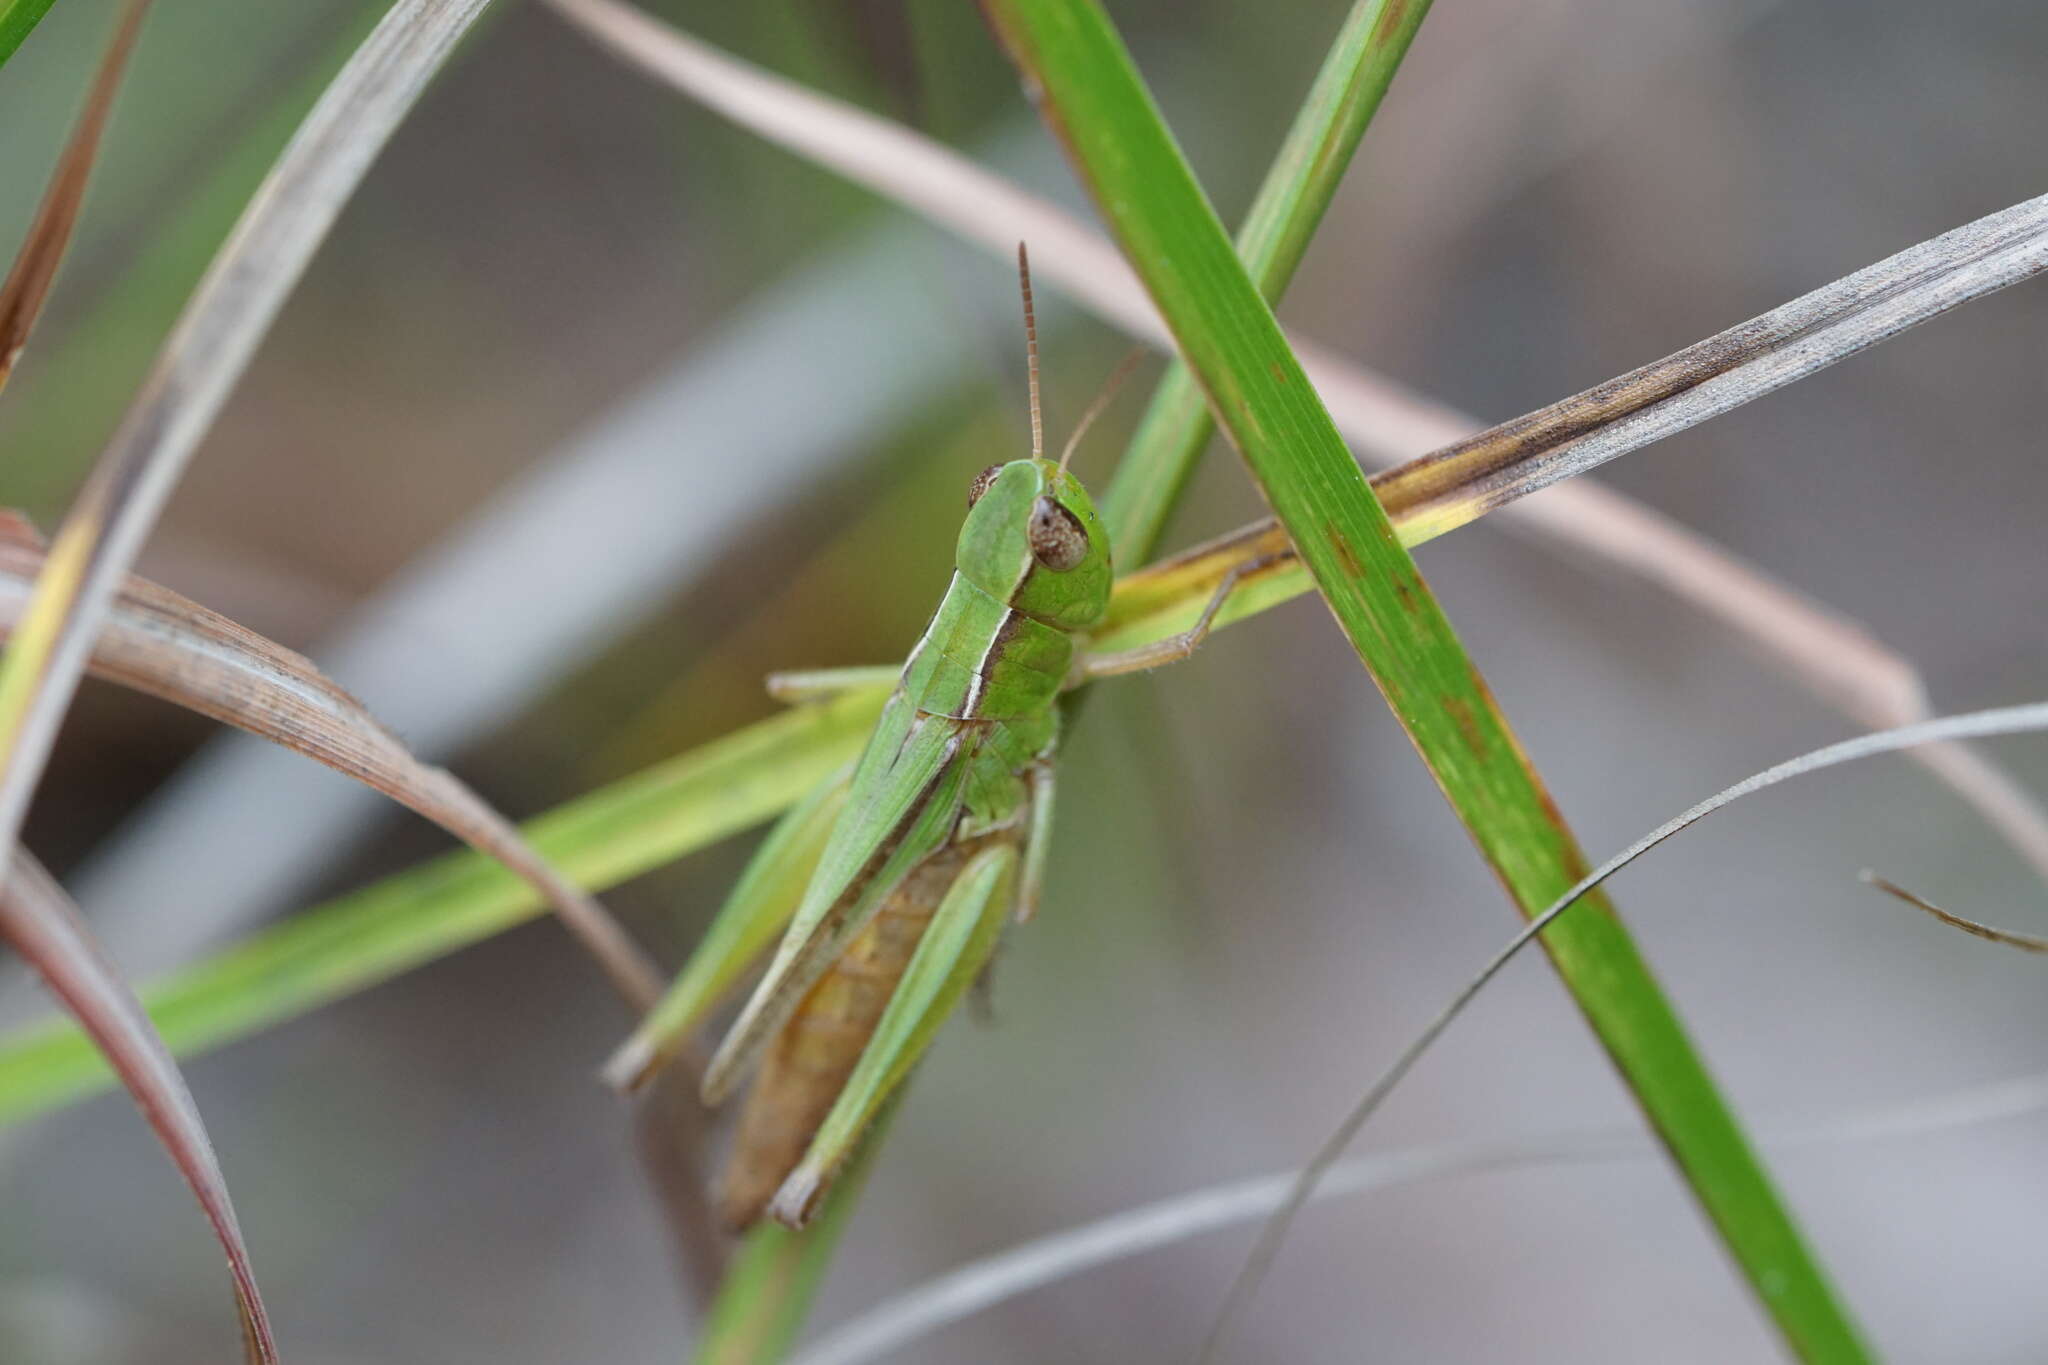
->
xmin=761 ymin=839 xmax=1021 ymax=1229
xmin=713 ymin=837 xmax=1016 ymax=1229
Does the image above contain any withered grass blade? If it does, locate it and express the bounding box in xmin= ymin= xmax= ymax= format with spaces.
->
xmin=0 ymin=0 xmax=499 ymax=990
xmin=0 ymin=513 xmax=662 ymax=1009
xmin=1860 ymin=872 xmax=2048 ymax=954
xmin=1 ymin=849 xmax=277 ymax=1363
xmin=0 ymin=0 xmax=152 ymax=393
xmin=1378 ymin=192 xmax=2048 ymax=540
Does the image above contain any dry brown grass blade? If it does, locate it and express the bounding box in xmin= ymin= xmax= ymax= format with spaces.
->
xmin=631 ymin=1058 xmax=729 ymax=1304
xmin=0 ymin=0 xmax=497 ymax=998
xmin=0 ymin=0 xmax=151 ymax=393
xmin=0 ymin=513 xmax=662 ymax=1009
xmin=1377 ymin=193 xmax=2048 ymax=539
xmin=1860 ymin=872 xmax=2048 ymax=954
xmin=547 ymin=0 xmax=2048 ymax=884
xmin=1 ymin=848 xmax=277 ymax=1362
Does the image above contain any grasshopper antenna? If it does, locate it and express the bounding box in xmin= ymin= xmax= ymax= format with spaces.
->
xmin=1017 ymin=242 xmax=1043 ymax=460
xmin=1058 ymin=346 xmax=1145 ymax=473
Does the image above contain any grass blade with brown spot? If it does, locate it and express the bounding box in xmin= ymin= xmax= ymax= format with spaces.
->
xmin=981 ymin=3 xmax=1870 ymax=1359
xmin=0 ymin=0 xmax=150 ymax=393
xmin=1 ymin=849 xmax=277 ymax=1362
xmin=1099 ymin=0 xmax=1433 ymax=564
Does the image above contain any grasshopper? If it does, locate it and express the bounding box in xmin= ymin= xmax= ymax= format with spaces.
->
xmin=604 ymin=247 xmax=1262 ymax=1230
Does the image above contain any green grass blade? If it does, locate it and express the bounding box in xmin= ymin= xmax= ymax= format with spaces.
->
xmin=0 ymin=0 xmax=59 ymax=71
xmin=0 ymin=684 xmax=887 ymax=1129
xmin=981 ymin=3 xmax=1871 ymax=1360
xmin=1102 ymin=0 xmax=1431 ymax=564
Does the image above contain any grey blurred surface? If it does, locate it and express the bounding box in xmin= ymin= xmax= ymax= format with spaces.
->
xmin=2 ymin=0 xmax=2046 ymax=1361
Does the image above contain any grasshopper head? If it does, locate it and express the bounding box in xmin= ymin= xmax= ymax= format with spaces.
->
xmin=957 ymin=458 xmax=1112 ymax=629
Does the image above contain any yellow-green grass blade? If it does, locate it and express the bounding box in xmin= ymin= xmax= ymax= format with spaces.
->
xmin=0 ymin=683 xmax=888 ymax=1129
xmin=1101 ymin=0 xmax=1432 ymax=566
xmin=980 ymin=3 xmax=1869 ymax=1361
xmin=769 ymin=842 xmax=1015 ymax=1228
xmin=605 ymin=766 xmax=851 ymax=1093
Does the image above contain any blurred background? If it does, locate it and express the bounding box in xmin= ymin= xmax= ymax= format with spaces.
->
xmin=1 ymin=0 xmax=2046 ymax=1360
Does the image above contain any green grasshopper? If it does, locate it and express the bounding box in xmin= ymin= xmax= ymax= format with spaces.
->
xmin=604 ymin=247 xmax=1261 ymax=1230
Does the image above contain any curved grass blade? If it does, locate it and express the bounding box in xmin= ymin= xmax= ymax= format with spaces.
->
xmin=0 ymin=0 xmax=150 ymax=392
xmin=2 ymin=849 xmax=276 ymax=1362
xmin=0 ymin=0 xmax=496 ymax=946
xmin=540 ymin=0 xmax=2048 ymax=885
xmin=795 ymin=1064 xmax=2048 ymax=1365
xmin=1222 ymin=699 xmax=2048 ymax=1352
xmin=1370 ymin=193 xmax=2048 ymax=542
xmin=0 ymin=682 xmax=889 ymax=1129
xmin=606 ymin=766 xmax=849 ymax=1091
xmin=0 ymin=514 xmax=662 ymax=1009
xmin=982 ymin=4 xmax=1869 ymax=1360
xmin=1859 ymin=872 xmax=2048 ymax=954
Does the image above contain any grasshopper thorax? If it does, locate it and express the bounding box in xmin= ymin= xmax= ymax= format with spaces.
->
xmin=958 ymin=458 xmax=1112 ymax=630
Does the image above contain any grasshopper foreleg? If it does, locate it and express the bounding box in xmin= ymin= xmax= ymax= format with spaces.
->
xmin=1073 ymin=553 xmax=1287 ymax=681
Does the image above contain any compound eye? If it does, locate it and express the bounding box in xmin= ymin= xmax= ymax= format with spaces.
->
xmin=1028 ymin=498 xmax=1089 ymax=572
xmin=966 ymin=463 xmax=1004 ymax=508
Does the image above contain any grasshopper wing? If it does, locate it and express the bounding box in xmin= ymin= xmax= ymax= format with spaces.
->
xmin=767 ymin=839 xmax=1018 ymax=1227
xmin=702 ymin=696 xmax=978 ymax=1103
xmin=603 ymin=766 xmax=852 ymax=1093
